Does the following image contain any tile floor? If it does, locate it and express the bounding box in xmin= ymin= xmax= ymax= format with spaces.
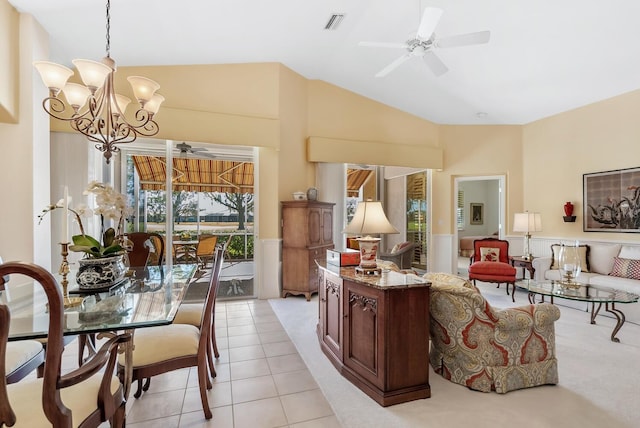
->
xmin=58 ymin=299 xmax=340 ymax=428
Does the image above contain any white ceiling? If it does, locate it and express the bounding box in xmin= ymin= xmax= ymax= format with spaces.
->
xmin=9 ymin=0 xmax=640 ymax=125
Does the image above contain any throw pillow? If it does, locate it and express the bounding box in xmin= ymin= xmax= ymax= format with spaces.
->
xmin=550 ymin=244 xmax=590 ymax=272
xmin=390 ymin=244 xmax=401 ymax=254
xmin=610 ymin=257 xmax=640 ymax=280
xmin=589 ymin=243 xmax=621 ymax=274
xmin=480 ymin=247 xmax=500 ymax=262
xmin=618 ymin=245 xmax=640 ymax=260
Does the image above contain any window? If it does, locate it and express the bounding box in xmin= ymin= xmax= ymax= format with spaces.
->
xmin=457 ymin=190 xmax=464 ymax=230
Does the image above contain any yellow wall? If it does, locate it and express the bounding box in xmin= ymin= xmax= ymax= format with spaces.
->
xmin=523 ymin=89 xmax=640 ymax=242
xmin=0 ymin=0 xmax=18 ymax=122
xmin=6 ymin=0 xmax=640 ymax=268
xmin=434 ymin=125 xmax=523 ymax=235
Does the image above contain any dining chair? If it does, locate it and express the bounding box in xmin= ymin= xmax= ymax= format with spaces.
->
xmin=5 ymin=341 xmax=44 ymax=384
xmin=0 ymin=260 xmax=46 ymax=384
xmin=118 ymin=246 xmax=224 ymax=419
xmin=0 ymin=261 xmax=131 ymax=427
xmin=126 ymin=232 xmax=165 ymax=267
xmin=195 ymin=235 xmax=218 ymax=271
xmin=173 ymin=238 xmax=232 ymax=374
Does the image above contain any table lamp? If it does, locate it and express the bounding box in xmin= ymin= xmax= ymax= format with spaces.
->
xmin=513 ymin=211 xmax=542 ymax=260
xmin=343 ymin=200 xmax=399 ymax=274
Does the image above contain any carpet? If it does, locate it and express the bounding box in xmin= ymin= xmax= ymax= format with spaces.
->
xmin=270 ymin=281 xmax=640 ymax=428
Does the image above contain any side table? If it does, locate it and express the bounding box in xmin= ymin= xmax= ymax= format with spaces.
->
xmin=510 ymin=256 xmax=535 ymax=280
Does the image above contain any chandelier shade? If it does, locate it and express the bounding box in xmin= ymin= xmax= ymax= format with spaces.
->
xmin=33 ymin=0 xmax=163 ymax=164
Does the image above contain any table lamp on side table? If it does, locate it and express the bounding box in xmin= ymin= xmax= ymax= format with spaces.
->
xmin=513 ymin=211 xmax=542 ymax=261
xmin=343 ymin=200 xmax=399 ymax=274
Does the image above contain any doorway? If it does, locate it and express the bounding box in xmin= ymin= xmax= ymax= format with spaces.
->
xmin=453 ymin=175 xmax=505 ymax=275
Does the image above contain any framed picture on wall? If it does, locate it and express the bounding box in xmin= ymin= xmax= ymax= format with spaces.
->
xmin=584 ymin=167 xmax=640 ymax=232
xmin=470 ymin=203 xmax=484 ymax=225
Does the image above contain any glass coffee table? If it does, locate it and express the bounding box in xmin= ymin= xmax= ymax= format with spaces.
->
xmin=519 ymin=279 xmax=639 ymax=343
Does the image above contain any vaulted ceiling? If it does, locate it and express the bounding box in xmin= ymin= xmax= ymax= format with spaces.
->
xmin=10 ymin=0 xmax=640 ymax=125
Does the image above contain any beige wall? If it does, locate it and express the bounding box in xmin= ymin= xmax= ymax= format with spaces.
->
xmin=0 ymin=0 xmax=18 ymax=122
xmin=523 ymin=89 xmax=640 ymax=242
xmin=434 ymin=125 xmax=523 ymax=235
xmin=6 ymin=0 xmax=640 ymax=273
xmin=0 ymin=9 xmax=51 ymax=267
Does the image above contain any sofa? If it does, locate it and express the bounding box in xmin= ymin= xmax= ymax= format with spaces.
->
xmin=426 ymin=272 xmax=560 ymax=393
xmin=532 ymin=242 xmax=640 ymax=324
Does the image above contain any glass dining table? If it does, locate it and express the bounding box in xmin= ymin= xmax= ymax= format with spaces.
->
xmin=2 ymin=263 xmax=198 ymax=398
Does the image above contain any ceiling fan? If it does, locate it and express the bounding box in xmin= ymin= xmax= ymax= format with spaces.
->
xmin=359 ymin=7 xmax=490 ymax=77
xmin=174 ymin=142 xmax=216 ymax=159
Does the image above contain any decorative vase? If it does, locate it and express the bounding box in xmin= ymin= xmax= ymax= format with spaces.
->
xmin=76 ymin=255 xmax=127 ymax=290
xmin=563 ymin=202 xmax=574 ymax=217
xmin=558 ymin=242 xmax=581 ymax=288
xmin=306 ymin=187 xmax=318 ymax=201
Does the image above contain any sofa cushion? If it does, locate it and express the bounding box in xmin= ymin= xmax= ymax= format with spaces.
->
xmin=589 ymin=274 xmax=640 ymax=294
xmin=588 ymin=243 xmax=621 ymax=274
xmin=480 ymin=247 xmax=500 ymax=262
xmin=618 ymin=245 xmax=640 ymax=260
xmin=544 ymin=269 xmax=597 ymax=284
xmin=610 ymin=257 xmax=640 ymax=280
xmin=550 ymin=244 xmax=590 ymax=272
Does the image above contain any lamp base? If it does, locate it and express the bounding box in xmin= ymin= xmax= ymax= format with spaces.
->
xmin=355 ymin=266 xmax=382 ymax=276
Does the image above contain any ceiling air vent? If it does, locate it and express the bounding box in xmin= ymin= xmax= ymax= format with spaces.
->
xmin=324 ymin=14 xmax=345 ymax=30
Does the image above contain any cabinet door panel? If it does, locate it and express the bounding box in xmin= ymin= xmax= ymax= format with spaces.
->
xmin=321 ymin=208 xmax=333 ymax=245
xmin=308 ymin=208 xmax=322 ymax=247
xmin=344 ymin=282 xmax=384 ymax=388
xmin=322 ymin=271 xmax=342 ymax=358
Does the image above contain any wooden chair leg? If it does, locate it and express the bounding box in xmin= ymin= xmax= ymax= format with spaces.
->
xmin=198 ymin=357 xmax=213 ymax=419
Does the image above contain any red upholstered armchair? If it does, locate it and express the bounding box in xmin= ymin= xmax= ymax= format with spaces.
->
xmin=468 ymin=238 xmax=517 ymax=302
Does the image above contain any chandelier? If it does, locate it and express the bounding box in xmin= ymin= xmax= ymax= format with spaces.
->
xmin=33 ymin=0 xmax=163 ymax=164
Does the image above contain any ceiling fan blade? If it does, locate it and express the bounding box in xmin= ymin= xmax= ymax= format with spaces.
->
xmin=359 ymin=41 xmax=407 ymax=49
xmin=423 ymin=51 xmax=448 ymax=76
xmin=375 ymin=54 xmax=412 ymax=77
xmin=436 ymin=30 xmax=491 ymax=48
xmin=416 ymin=7 xmax=443 ymax=39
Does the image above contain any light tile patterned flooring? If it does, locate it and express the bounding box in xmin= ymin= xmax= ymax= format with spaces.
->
xmin=58 ymin=299 xmax=340 ymax=428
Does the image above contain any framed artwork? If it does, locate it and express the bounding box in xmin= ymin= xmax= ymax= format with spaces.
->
xmin=470 ymin=203 xmax=483 ymax=225
xmin=583 ymin=167 xmax=640 ymax=232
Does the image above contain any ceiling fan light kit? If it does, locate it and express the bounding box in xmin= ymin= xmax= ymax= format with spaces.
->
xmin=359 ymin=7 xmax=490 ymax=78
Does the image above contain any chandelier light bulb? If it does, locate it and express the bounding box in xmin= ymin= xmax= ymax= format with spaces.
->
xmin=62 ymin=83 xmax=91 ymax=110
xmin=127 ymin=76 xmax=160 ymax=104
xmin=144 ymin=94 xmax=165 ymax=115
xmin=33 ymin=61 xmax=74 ymax=96
xmin=72 ymin=59 xmax=112 ymax=93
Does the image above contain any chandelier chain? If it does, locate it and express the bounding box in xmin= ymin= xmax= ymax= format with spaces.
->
xmin=105 ymin=0 xmax=111 ymax=57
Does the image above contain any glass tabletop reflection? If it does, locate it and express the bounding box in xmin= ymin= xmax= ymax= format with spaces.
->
xmin=3 ymin=263 xmax=197 ymax=341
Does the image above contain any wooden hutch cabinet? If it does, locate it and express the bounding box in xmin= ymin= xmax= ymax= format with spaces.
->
xmin=281 ymin=200 xmax=334 ymax=301
xmin=317 ymin=263 xmax=431 ymax=406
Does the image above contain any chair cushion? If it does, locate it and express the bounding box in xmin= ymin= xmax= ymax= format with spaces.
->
xmin=7 ymin=373 xmax=121 ymax=428
xmin=5 ymin=340 xmax=42 ymax=375
xmin=120 ymin=324 xmax=200 ymax=367
xmin=469 ymin=261 xmax=516 ymax=276
xmin=173 ymin=303 xmax=203 ymax=327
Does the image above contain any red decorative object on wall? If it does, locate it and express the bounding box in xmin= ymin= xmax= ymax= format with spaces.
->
xmin=564 ymin=201 xmax=574 ymax=217
xmin=563 ymin=202 xmax=576 ymax=222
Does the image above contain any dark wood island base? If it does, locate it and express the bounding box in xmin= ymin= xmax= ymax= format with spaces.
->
xmin=316 ymin=262 xmax=431 ymax=406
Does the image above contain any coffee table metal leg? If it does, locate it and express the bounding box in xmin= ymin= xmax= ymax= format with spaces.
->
xmin=605 ymin=303 xmax=625 ymax=343
xmin=590 ymin=302 xmax=602 ymax=324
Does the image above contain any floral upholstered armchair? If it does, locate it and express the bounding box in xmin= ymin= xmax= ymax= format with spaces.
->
xmin=425 ymin=272 xmax=560 ymax=393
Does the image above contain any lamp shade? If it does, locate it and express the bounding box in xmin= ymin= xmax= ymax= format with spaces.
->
xmin=343 ymin=200 xmax=399 ymax=235
xmin=513 ymin=212 xmax=542 ymax=233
